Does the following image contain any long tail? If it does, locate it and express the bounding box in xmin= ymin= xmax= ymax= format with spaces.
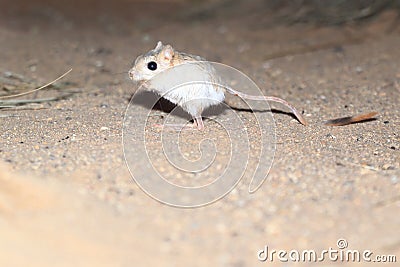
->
xmin=226 ymin=87 xmax=307 ymax=125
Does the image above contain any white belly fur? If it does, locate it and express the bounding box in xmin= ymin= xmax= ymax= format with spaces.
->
xmin=161 ymin=83 xmax=225 ymax=117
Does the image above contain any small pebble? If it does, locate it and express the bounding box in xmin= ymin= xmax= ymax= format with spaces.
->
xmin=270 ymin=69 xmax=282 ymax=77
xmin=382 ymin=164 xmax=394 ymax=170
xmin=95 ymin=60 xmax=104 ymax=68
xmin=326 ymin=133 xmax=336 ymax=139
xmin=142 ymin=34 xmax=151 ymax=42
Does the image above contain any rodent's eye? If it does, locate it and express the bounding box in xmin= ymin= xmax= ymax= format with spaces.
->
xmin=147 ymin=61 xmax=157 ymax=71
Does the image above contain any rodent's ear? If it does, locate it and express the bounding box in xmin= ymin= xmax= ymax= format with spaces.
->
xmin=162 ymin=45 xmax=174 ymax=62
xmin=155 ymin=41 xmax=163 ymax=50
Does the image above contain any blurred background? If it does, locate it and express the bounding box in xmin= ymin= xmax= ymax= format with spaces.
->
xmin=0 ymin=1 xmax=399 ymax=267
xmin=1 ymin=0 xmax=399 ymax=26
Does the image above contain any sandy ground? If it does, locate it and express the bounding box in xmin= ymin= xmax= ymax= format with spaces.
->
xmin=0 ymin=0 xmax=399 ymax=266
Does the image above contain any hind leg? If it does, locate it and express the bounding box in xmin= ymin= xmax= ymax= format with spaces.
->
xmin=193 ymin=116 xmax=204 ymax=131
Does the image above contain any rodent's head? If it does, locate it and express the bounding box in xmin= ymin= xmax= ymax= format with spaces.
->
xmin=129 ymin=41 xmax=175 ymax=82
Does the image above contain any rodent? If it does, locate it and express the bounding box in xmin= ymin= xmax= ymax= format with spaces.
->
xmin=128 ymin=41 xmax=377 ymax=130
